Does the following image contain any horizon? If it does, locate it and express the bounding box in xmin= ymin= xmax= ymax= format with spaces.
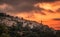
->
xmin=0 ymin=0 xmax=60 ymax=30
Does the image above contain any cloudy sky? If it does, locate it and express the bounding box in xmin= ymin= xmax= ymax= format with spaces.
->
xmin=0 ymin=0 xmax=60 ymax=30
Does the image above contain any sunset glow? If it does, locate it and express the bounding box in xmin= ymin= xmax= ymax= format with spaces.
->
xmin=0 ymin=0 xmax=60 ymax=30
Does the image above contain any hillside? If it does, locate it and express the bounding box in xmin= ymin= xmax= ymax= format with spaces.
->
xmin=0 ymin=13 xmax=57 ymax=37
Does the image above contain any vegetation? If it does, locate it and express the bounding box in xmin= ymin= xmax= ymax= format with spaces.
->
xmin=0 ymin=23 xmax=57 ymax=37
xmin=0 ymin=13 xmax=60 ymax=37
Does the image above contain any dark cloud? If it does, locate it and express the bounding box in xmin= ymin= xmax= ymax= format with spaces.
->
xmin=0 ymin=0 xmax=59 ymax=15
xmin=0 ymin=10 xmax=3 ymax=13
xmin=53 ymin=18 xmax=60 ymax=21
xmin=40 ymin=0 xmax=59 ymax=2
xmin=1 ymin=0 xmax=44 ymax=13
xmin=0 ymin=0 xmax=38 ymax=12
xmin=0 ymin=0 xmax=59 ymax=5
xmin=56 ymin=8 xmax=60 ymax=13
xmin=0 ymin=9 xmax=6 ymax=13
xmin=4 ymin=4 xmax=41 ymax=12
xmin=48 ymin=10 xmax=54 ymax=13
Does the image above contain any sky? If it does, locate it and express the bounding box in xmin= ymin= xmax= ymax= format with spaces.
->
xmin=0 ymin=0 xmax=60 ymax=30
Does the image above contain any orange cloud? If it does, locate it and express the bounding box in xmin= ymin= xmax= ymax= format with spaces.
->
xmin=35 ymin=1 xmax=60 ymax=12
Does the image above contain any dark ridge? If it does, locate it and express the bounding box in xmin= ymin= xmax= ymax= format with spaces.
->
xmin=0 ymin=13 xmax=6 ymax=17
xmin=0 ymin=12 xmax=59 ymax=37
xmin=0 ymin=13 xmax=14 ymax=18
